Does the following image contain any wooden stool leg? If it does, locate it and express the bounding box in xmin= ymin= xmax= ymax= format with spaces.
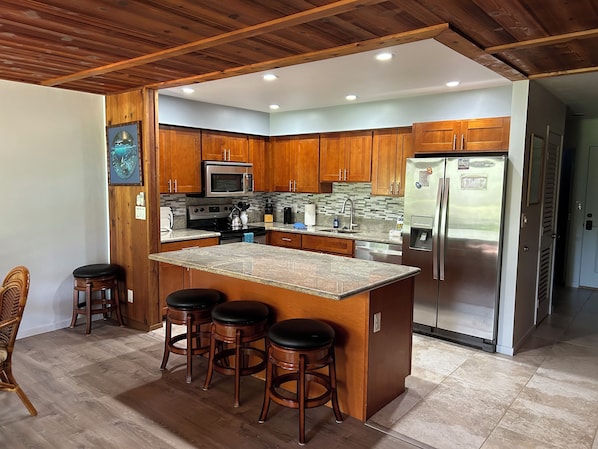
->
xmin=329 ymin=347 xmax=343 ymax=423
xmin=160 ymin=314 xmax=172 ymax=371
xmin=234 ymin=328 xmax=242 ymax=407
xmin=85 ymin=281 xmax=92 ymax=335
xmin=185 ymin=313 xmax=193 ymax=383
xmin=298 ymin=354 xmax=306 ymax=445
xmin=258 ymin=346 xmax=273 ymax=423
xmin=202 ymin=323 xmax=216 ymax=391
xmin=69 ymin=284 xmax=79 ymax=328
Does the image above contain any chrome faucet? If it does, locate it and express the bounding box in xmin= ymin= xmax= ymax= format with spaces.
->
xmin=340 ymin=198 xmax=357 ymax=230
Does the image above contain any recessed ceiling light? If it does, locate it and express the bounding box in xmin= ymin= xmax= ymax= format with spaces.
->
xmin=263 ymin=74 xmax=278 ymax=81
xmin=376 ymin=52 xmax=393 ymax=61
xmin=269 ymin=104 xmax=280 ymax=110
xmin=446 ymin=81 xmax=460 ymax=87
xmin=182 ymin=87 xmax=195 ymax=94
xmin=345 ymin=94 xmax=357 ymax=101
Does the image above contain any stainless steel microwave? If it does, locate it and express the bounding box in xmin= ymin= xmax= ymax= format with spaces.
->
xmin=203 ymin=161 xmax=254 ymax=197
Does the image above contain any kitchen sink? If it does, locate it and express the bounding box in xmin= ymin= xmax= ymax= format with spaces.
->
xmin=320 ymin=228 xmax=359 ymax=234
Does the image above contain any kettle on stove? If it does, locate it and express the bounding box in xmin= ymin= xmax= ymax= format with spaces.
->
xmin=229 ymin=206 xmax=242 ymax=230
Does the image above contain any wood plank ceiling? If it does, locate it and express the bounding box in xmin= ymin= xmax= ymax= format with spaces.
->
xmin=1 ymin=0 xmax=597 ymax=95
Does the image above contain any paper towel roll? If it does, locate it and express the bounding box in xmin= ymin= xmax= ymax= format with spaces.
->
xmin=304 ymin=203 xmax=316 ymax=226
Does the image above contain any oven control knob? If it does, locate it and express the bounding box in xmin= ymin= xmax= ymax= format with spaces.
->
xmin=199 ymin=207 xmax=204 ymax=212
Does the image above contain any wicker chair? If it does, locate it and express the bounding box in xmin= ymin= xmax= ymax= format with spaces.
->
xmin=0 ymin=266 xmax=37 ymax=416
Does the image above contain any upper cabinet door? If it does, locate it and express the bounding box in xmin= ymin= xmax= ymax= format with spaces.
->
xmin=413 ymin=117 xmax=510 ymax=153
xmin=371 ymin=129 xmax=399 ymax=196
xmin=270 ymin=136 xmax=293 ymax=192
xmin=413 ymin=120 xmax=462 ymax=152
xmin=319 ymin=133 xmax=345 ymax=182
xmin=463 ymin=117 xmax=510 ymax=151
xmin=345 ymin=130 xmax=372 ymax=182
xmin=201 ymin=130 xmax=249 ymax=161
xmin=294 ymin=135 xmax=320 ymax=193
xmin=319 ymin=131 xmax=372 ymax=182
xmin=158 ymin=126 xmax=201 ymax=193
xmin=248 ymin=136 xmax=267 ymax=192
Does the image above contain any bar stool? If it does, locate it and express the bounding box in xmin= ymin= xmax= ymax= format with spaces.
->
xmin=202 ymin=300 xmax=269 ymax=407
xmin=259 ymin=318 xmax=343 ymax=445
xmin=160 ymin=288 xmax=223 ymax=383
xmin=70 ymin=263 xmax=124 ymax=335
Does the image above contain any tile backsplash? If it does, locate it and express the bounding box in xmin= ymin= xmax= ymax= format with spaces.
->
xmin=161 ymin=183 xmax=404 ymax=232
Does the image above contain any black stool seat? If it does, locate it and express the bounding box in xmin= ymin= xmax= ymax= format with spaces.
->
xmin=211 ymin=300 xmax=270 ymax=325
xmin=268 ymin=318 xmax=334 ymax=349
xmin=73 ymin=263 xmax=119 ymax=279
xmin=166 ymin=288 xmax=222 ymax=310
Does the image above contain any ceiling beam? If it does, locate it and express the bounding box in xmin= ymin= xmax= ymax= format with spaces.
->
xmin=485 ymin=28 xmax=598 ymax=53
xmin=435 ymin=27 xmax=527 ymax=81
xmin=529 ymin=65 xmax=598 ymax=80
xmin=148 ymin=24 xmax=449 ymax=90
xmin=41 ymin=0 xmax=387 ymax=87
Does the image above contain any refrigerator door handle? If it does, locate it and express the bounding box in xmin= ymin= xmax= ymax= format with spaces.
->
xmin=432 ymin=178 xmax=443 ymax=280
xmin=439 ymin=178 xmax=450 ymax=280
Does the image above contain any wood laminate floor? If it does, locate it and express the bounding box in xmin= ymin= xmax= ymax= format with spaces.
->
xmin=0 ymin=319 xmax=417 ymax=448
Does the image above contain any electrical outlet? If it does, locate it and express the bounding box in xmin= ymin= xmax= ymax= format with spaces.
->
xmin=373 ymin=312 xmax=381 ymax=333
xmin=127 ymin=289 xmax=134 ymax=303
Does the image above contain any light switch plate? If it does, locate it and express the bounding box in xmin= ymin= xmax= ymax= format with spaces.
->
xmin=135 ymin=206 xmax=146 ymax=220
xmin=373 ymin=312 xmax=381 ymax=333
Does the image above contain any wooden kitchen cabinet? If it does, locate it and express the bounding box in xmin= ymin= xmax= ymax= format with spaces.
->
xmin=248 ymin=135 xmax=267 ymax=192
xmin=267 ymin=231 xmax=302 ymax=249
xmin=158 ymin=237 xmax=219 ymax=315
xmin=159 ymin=126 xmax=202 ymax=193
xmin=201 ymin=130 xmax=249 ymax=161
xmin=371 ymin=127 xmax=413 ymax=196
xmin=268 ymin=231 xmax=354 ymax=256
xmin=302 ymin=234 xmax=354 ymax=256
xmin=320 ymin=130 xmax=373 ymax=182
xmin=412 ymin=116 xmax=510 ymax=153
xmin=270 ymin=135 xmax=325 ymax=193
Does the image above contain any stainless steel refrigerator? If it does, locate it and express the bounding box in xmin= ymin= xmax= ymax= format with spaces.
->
xmin=403 ymin=155 xmax=507 ymax=351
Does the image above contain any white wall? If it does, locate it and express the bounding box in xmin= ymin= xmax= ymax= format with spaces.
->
xmin=159 ymin=95 xmax=270 ymax=135
xmin=0 ymin=80 xmax=107 ymax=337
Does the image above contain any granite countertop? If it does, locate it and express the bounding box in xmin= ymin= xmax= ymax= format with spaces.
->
xmin=160 ymin=223 xmax=403 ymax=246
xmin=160 ymin=228 xmax=220 ymax=243
xmin=149 ymin=242 xmax=418 ymax=300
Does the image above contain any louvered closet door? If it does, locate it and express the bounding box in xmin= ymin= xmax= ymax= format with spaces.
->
xmin=536 ymin=130 xmax=562 ymax=324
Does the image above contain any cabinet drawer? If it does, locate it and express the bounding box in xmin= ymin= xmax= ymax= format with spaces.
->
xmin=301 ymin=235 xmax=354 ymax=256
xmin=160 ymin=237 xmax=219 ymax=252
xmin=268 ymin=231 xmax=302 ymax=249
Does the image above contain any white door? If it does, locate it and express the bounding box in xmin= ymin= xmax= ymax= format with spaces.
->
xmin=536 ymin=130 xmax=562 ymax=323
xmin=580 ymin=146 xmax=598 ymax=288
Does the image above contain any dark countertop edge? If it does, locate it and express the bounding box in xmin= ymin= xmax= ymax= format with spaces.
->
xmin=148 ymin=252 xmax=419 ymax=301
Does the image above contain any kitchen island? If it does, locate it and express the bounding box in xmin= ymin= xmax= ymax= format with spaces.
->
xmin=150 ymin=243 xmax=420 ymax=421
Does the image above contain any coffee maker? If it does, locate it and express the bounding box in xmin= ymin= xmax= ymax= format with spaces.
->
xmin=283 ymin=207 xmax=293 ymax=224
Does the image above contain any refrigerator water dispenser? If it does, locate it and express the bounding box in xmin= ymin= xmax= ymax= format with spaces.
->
xmin=409 ymin=215 xmax=434 ymax=251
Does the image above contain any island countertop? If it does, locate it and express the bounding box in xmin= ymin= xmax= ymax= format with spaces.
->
xmin=150 ymin=242 xmax=419 ymax=300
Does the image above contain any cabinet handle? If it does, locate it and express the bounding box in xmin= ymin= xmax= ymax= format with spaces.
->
xmin=168 ymin=179 xmax=172 ymax=193
xmin=282 ymin=237 xmax=292 ymax=242
xmin=344 ymin=168 xmax=347 ymax=181
xmin=293 ymin=180 xmax=297 ymax=192
xmin=390 ymin=182 xmax=394 ymax=194
xmin=338 ymin=169 xmax=342 ymax=181
xmin=461 ymin=134 xmax=465 ymax=150
xmin=452 ymin=134 xmax=457 ymax=150
xmin=174 ymin=179 xmax=178 ymax=192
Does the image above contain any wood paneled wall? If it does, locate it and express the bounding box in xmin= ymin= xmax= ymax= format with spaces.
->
xmin=105 ymin=88 xmax=161 ymax=331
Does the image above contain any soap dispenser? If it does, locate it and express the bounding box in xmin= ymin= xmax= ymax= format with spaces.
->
xmin=333 ymin=217 xmax=340 ymax=229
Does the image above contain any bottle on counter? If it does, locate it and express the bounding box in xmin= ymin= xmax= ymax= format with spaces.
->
xmin=396 ymin=213 xmax=404 ymax=233
xmin=264 ymin=199 xmax=273 ymax=223
xmin=333 ymin=216 xmax=340 ymax=229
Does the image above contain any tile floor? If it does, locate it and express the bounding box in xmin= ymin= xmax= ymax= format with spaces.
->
xmin=366 ymin=285 xmax=598 ymax=449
